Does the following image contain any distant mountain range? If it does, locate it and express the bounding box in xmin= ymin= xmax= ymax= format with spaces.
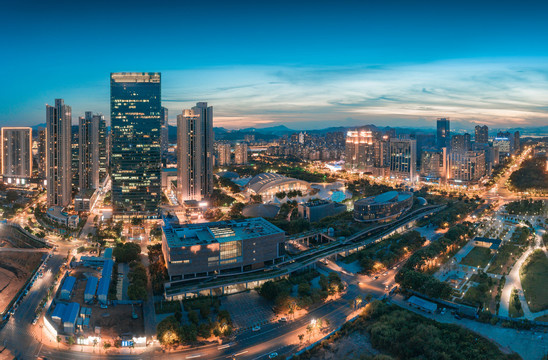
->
xmin=31 ymin=122 xmax=548 ymax=141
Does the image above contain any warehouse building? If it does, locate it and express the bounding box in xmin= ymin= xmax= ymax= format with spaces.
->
xmin=97 ymin=259 xmax=114 ymax=305
xmin=84 ymin=276 xmax=98 ymax=303
xmin=63 ymin=302 xmax=80 ymax=334
xmin=59 ymin=276 xmax=76 ymax=300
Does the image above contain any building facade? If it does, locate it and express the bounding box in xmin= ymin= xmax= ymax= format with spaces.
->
xmin=447 ymin=151 xmax=486 ymax=184
xmin=110 ymin=72 xmax=162 ymax=217
xmin=475 ymin=125 xmax=488 ymax=144
xmin=161 ymin=218 xmax=285 ymax=285
xmin=98 ymin=114 xmax=108 ymax=185
xmin=78 ymin=112 xmax=100 ymax=191
xmin=234 ymin=142 xmax=248 ymax=165
xmin=436 ymin=118 xmax=450 ymax=149
xmin=450 ymin=133 xmax=471 ymax=153
xmin=1 ymin=127 xmax=32 ymax=185
xmin=389 ymin=138 xmax=416 ymax=181
xmin=37 ymin=127 xmax=47 ymax=178
xmin=46 ymin=99 xmax=72 ymax=207
xmin=420 ymin=148 xmax=446 ymax=181
xmin=217 ymin=143 xmax=231 ymax=166
xmin=177 ymin=103 xmax=214 ymax=202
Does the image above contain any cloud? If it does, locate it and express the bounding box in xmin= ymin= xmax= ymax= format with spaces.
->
xmin=158 ymin=59 xmax=548 ymax=129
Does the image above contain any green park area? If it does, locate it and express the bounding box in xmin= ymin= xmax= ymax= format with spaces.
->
xmin=487 ymin=244 xmax=524 ymax=275
xmin=460 ymin=246 xmax=493 ymax=268
xmin=520 ymin=250 xmax=548 ymax=313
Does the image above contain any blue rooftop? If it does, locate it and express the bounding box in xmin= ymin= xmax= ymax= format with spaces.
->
xmin=63 ymin=302 xmax=80 ymax=324
xmin=84 ymin=276 xmax=98 ymax=296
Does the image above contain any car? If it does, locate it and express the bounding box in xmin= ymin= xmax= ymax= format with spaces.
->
xmin=279 ymin=317 xmax=288 ymax=322
xmin=454 ymin=314 xmax=462 ymax=320
xmin=440 ymin=308 xmax=446 ymax=315
xmin=252 ymin=325 xmax=261 ymax=332
xmin=382 ymin=272 xmax=388 ymax=276
xmin=32 ymin=317 xmax=38 ymax=325
xmin=374 ymin=276 xmax=379 ymax=280
xmin=269 ymin=352 xmax=279 ymax=359
xmin=100 ymin=304 xmax=108 ymax=309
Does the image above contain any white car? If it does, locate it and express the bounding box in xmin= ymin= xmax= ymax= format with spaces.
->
xmin=252 ymin=325 xmax=261 ymax=332
xmin=269 ymin=352 xmax=279 ymax=359
xmin=279 ymin=317 xmax=288 ymax=322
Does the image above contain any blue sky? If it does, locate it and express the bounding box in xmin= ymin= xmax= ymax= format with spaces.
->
xmin=2 ymin=0 xmax=548 ymax=130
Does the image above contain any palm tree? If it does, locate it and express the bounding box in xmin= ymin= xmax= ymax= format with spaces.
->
xmin=298 ymin=334 xmax=304 ymax=345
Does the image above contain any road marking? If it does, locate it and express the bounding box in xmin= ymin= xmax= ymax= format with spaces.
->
xmin=218 ymin=344 xmax=231 ymax=349
xmin=186 ymin=354 xmax=202 ymax=359
xmin=234 ymin=350 xmax=248 ymax=356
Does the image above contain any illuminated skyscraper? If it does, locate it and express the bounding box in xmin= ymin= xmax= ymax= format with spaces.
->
xmin=79 ymin=112 xmax=100 ymax=190
xmin=161 ymin=106 xmax=169 ymax=156
xmin=46 ymin=99 xmax=72 ymax=207
xmin=1 ymin=127 xmax=32 ymax=185
xmin=436 ymin=118 xmax=450 ymax=149
xmin=389 ymin=138 xmax=416 ymax=181
xmin=177 ymin=102 xmax=214 ymax=202
xmin=37 ymin=127 xmax=47 ymax=178
xmin=110 ymin=72 xmax=162 ymax=217
xmin=98 ymin=114 xmax=108 ymax=184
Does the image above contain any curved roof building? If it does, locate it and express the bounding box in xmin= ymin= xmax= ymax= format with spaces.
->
xmin=353 ymin=191 xmax=413 ymax=222
xmin=246 ymin=173 xmax=310 ymax=198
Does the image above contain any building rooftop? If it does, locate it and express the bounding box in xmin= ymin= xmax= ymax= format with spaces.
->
xmin=246 ymin=173 xmax=309 ymax=194
xmin=63 ymin=302 xmax=80 ymax=325
xmin=355 ymin=191 xmax=413 ymax=206
xmin=163 ymin=217 xmax=284 ymax=248
xmin=84 ymin=276 xmax=98 ymax=296
xmin=60 ymin=276 xmax=76 ymax=293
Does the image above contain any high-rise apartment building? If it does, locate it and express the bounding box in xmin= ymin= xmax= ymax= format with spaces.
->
xmin=389 ymin=138 xmax=416 ymax=181
xmin=475 ymin=125 xmax=488 ymax=144
xmin=110 ymin=72 xmax=162 ymax=217
xmin=450 ymin=133 xmax=471 ymax=153
xmin=78 ymin=112 xmax=100 ymax=190
xmin=447 ymin=151 xmax=486 ymax=183
xmin=217 ymin=143 xmax=231 ymax=166
xmin=436 ymin=118 xmax=450 ymax=149
xmin=234 ymin=142 xmax=248 ymax=165
xmin=37 ymin=127 xmax=47 ymax=178
xmin=71 ymin=127 xmax=79 ymax=190
xmin=177 ymin=103 xmax=214 ymax=202
xmin=46 ymin=99 xmax=72 ymax=207
xmin=1 ymin=127 xmax=32 ymax=185
xmin=98 ymin=114 xmax=108 ymax=184
xmin=161 ymin=107 xmax=169 ymax=156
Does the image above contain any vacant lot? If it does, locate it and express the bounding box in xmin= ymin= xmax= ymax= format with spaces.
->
xmin=460 ymin=246 xmax=493 ymax=268
xmin=0 ymin=251 xmax=43 ymax=314
xmin=520 ymin=250 xmax=548 ymax=313
xmin=88 ymin=303 xmax=144 ymax=339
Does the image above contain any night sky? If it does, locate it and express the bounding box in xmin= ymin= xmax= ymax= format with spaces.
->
xmin=2 ymin=0 xmax=548 ymax=129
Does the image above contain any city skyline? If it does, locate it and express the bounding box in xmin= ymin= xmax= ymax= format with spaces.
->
xmin=2 ymin=1 xmax=548 ymax=130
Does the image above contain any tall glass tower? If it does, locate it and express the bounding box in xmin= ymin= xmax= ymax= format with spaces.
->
xmin=436 ymin=117 xmax=450 ymax=149
xmin=110 ymin=72 xmax=162 ymax=218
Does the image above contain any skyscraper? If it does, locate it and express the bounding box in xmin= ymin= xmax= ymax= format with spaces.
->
xmin=389 ymin=138 xmax=417 ymax=181
xmin=46 ymin=99 xmax=72 ymax=207
xmin=450 ymin=133 xmax=471 ymax=153
xmin=234 ymin=142 xmax=248 ymax=165
xmin=1 ymin=127 xmax=32 ymax=185
xmin=475 ymin=125 xmax=488 ymax=144
xmin=436 ymin=118 xmax=450 ymax=149
xmin=98 ymin=114 xmax=108 ymax=184
xmin=37 ymin=127 xmax=47 ymax=178
xmin=79 ymin=112 xmax=100 ymax=191
xmin=110 ymin=72 xmax=162 ymax=217
xmin=161 ymin=106 xmax=169 ymax=156
xmin=177 ymin=103 xmax=214 ymax=202
xmin=195 ymin=102 xmax=214 ymax=198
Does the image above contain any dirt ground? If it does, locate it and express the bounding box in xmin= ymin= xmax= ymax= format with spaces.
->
xmin=87 ymin=303 xmax=145 ymax=340
xmin=0 ymin=251 xmax=43 ymax=313
xmin=306 ymin=332 xmax=380 ymax=360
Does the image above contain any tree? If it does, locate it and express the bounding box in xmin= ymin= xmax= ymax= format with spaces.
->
xmin=298 ymin=333 xmax=304 ymax=345
xmin=157 ymin=316 xmax=181 ymax=348
xmin=56 ymin=335 xmax=61 ymax=349
xmin=113 ymin=242 xmax=141 ymax=263
xmin=6 ymin=190 xmax=18 ymax=203
xmin=67 ymin=336 xmax=75 ymax=346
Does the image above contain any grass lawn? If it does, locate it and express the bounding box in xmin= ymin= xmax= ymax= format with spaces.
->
xmin=487 ymin=244 xmax=523 ymax=275
xmin=509 ymin=288 xmax=524 ymax=318
xmin=520 ymin=250 xmax=548 ymax=313
xmin=460 ymin=246 xmax=494 ymax=268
